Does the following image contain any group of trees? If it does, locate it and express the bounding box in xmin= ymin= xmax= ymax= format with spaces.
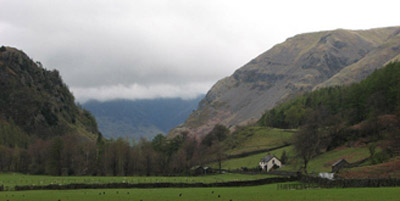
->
xmin=260 ymin=62 xmax=400 ymax=130
xmin=0 ymin=124 xmax=231 ymax=176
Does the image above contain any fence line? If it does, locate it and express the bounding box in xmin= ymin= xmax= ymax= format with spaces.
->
xmin=277 ymin=183 xmax=319 ymax=190
xmin=8 ymin=174 xmax=400 ymax=191
xmin=227 ymin=144 xmax=291 ymax=159
xmin=299 ymin=175 xmax=400 ymax=188
xmin=14 ymin=177 xmax=297 ymax=191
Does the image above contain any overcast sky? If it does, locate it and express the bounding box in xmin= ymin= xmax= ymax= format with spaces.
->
xmin=1 ymin=0 xmax=399 ymax=102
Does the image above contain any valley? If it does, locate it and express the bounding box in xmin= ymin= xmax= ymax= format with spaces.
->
xmin=83 ymin=97 xmax=203 ymax=139
xmin=1 ymin=26 xmax=400 ymax=200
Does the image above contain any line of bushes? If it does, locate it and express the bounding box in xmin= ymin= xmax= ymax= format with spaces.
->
xmin=0 ymin=185 xmax=3 ymax=191
xmin=226 ymin=169 xmax=298 ymax=177
xmin=227 ymin=144 xmax=291 ymax=159
xmin=300 ymin=175 xmax=400 ymax=188
xmin=14 ymin=177 xmax=297 ymax=191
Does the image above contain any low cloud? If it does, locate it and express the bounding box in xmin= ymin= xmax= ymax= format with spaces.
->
xmin=71 ymin=82 xmax=213 ymax=103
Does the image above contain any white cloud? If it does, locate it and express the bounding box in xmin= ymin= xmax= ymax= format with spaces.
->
xmin=1 ymin=0 xmax=399 ymax=102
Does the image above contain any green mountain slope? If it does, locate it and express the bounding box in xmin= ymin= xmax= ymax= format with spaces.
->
xmin=0 ymin=46 xmax=100 ymax=145
xmin=259 ymin=61 xmax=400 ymax=130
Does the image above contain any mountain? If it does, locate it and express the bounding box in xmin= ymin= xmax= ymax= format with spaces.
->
xmin=83 ymin=96 xmax=203 ymax=139
xmin=259 ymin=61 xmax=400 ymax=131
xmin=0 ymin=46 xmax=100 ymax=147
xmin=170 ymin=26 xmax=400 ymax=138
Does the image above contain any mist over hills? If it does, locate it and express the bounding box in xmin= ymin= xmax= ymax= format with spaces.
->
xmin=170 ymin=26 xmax=400 ymax=138
xmin=83 ymin=96 xmax=203 ymax=139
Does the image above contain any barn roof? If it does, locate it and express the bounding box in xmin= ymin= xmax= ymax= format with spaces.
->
xmin=332 ymin=159 xmax=349 ymax=167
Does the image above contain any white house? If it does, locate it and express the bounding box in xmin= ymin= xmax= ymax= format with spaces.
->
xmin=319 ymin=172 xmax=335 ymax=180
xmin=259 ymin=155 xmax=282 ymax=172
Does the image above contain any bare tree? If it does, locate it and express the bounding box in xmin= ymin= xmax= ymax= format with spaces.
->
xmin=293 ymin=109 xmax=328 ymax=174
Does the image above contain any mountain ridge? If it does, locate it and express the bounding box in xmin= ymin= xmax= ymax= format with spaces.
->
xmin=170 ymin=26 xmax=400 ymax=138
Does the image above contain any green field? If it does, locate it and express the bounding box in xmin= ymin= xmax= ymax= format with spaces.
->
xmin=1 ymin=183 xmax=400 ymax=201
xmin=210 ymin=146 xmax=293 ymax=170
xmin=215 ymin=138 xmax=371 ymax=173
xmin=0 ymin=173 xmax=274 ymax=189
xmin=226 ymin=127 xmax=294 ymax=155
xmin=281 ymin=146 xmax=371 ymax=173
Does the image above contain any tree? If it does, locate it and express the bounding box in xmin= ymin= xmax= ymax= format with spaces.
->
xmin=202 ymin=124 xmax=229 ymax=147
xmin=293 ymin=125 xmax=319 ymax=174
xmin=138 ymin=138 xmax=156 ymax=176
xmin=385 ymin=128 xmax=400 ymax=156
xmin=152 ymin=134 xmax=167 ymax=153
xmin=46 ymin=137 xmax=64 ymax=175
xmin=368 ymin=143 xmax=376 ymax=158
xmin=27 ymin=139 xmax=49 ymax=174
xmin=280 ymin=150 xmax=288 ymax=165
xmin=169 ymin=137 xmax=198 ymax=174
xmin=293 ymin=110 xmax=328 ymax=174
xmin=208 ymin=142 xmax=226 ymax=173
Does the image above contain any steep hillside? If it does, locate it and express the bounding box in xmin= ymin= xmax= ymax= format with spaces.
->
xmin=171 ymin=26 xmax=400 ymax=138
xmin=0 ymin=46 xmax=100 ymax=145
xmin=83 ymin=97 xmax=202 ymax=139
xmin=259 ymin=61 xmax=400 ymax=130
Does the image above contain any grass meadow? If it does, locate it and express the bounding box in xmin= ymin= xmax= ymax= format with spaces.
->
xmin=280 ymin=146 xmax=371 ymax=173
xmin=212 ymin=143 xmax=370 ymax=173
xmin=226 ymin=127 xmax=294 ymax=155
xmin=209 ymin=146 xmax=294 ymax=170
xmin=1 ymin=183 xmax=400 ymax=201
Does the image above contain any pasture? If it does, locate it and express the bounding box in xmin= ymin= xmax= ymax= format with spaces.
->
xmin=281 ymin=146 xmax=371 ymax=173
xmin=0 ymin=173 xmax=275 ymax=189
xmin=225 ymin=127 xmax=294 ymax=155
xmin=213 ymin=143 xmax=370 ymax=173
xmin=209 ymin=146 xmax=293 ymax=170
xmin=1 ymin=183 xmax=400 ymax=201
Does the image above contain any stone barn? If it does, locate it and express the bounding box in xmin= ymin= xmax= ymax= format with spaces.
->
xmin=193 ymin=166 xmax=212 ymax=175
xmin=332 ymin=159 xmax=350 ymax=173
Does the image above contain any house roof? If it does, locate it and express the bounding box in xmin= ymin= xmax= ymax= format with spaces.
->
xmin=260 ymin=155 xmax=276 ymax=163
xmin=332 ymin=159 xmax=348 ymax=167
